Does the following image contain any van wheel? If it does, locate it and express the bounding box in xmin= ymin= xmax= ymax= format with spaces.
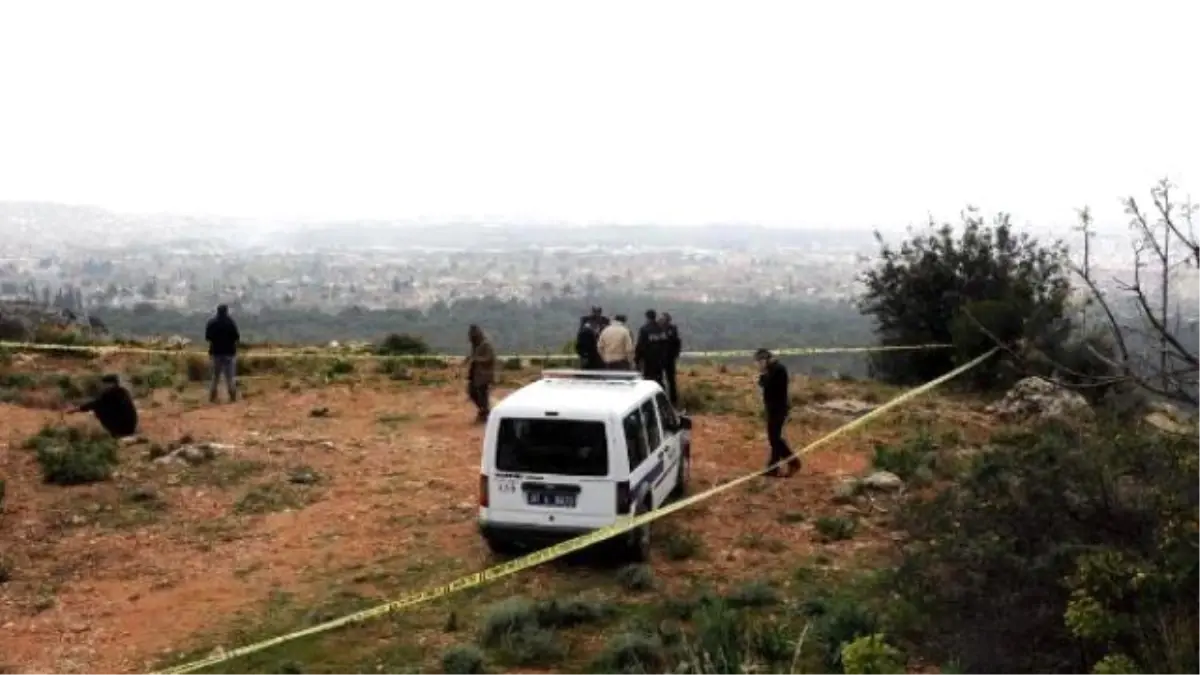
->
xmin=670 ymin=447 xmax=691 ymax=501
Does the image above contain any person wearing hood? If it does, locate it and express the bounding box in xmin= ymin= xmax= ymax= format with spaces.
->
xmin=204 ymin=303 xmax=241 ymax=403
xmin=465 ymin=324 xmax=497 ymax=423
xmin=70 ymin=374 xmax=138 ymax=438
xmin=597 ymin=314 xmax=635 ymax=370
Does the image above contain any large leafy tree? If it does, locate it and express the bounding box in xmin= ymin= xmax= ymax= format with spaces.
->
xmin=858 ymin=209 xmax=1071 ymax=387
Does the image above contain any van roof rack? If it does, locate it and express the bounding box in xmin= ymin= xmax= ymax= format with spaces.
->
xmin=540 ymin=369 xmax=642 ymax=383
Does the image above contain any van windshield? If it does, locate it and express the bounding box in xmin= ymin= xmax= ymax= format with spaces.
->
xmin=496 ymin=418 xmax=609 ymax=477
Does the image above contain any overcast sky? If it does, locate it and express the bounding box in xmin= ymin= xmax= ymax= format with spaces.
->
xmin=0 ymin=0 xmax=1196 ymax=230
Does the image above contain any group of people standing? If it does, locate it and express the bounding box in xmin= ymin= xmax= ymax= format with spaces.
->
xmin=574 ymin=306 xmax=682 ymax=405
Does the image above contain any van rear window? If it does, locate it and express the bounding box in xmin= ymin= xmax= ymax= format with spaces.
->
xmin=496 ymin=418 xmax=608 ymax=477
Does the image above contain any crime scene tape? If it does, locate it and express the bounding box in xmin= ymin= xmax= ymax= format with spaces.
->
xmin=0 ymin=339 xmax=953 ymax=362
xmin=160 ymin=347 xmax=999 ymax=675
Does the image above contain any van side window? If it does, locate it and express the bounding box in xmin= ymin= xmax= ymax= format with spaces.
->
xmin=655 ymin=392 xmax=678 ymax=432
xmin=623 ymin=409 xmax=649 ymax=469
xmin=641 ymin=400 xmax=662 ymax=450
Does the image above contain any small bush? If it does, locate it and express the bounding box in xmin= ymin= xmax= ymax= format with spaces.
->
xmin=376 ymin=332 xmax=431 ymax=356
xmin=497 ymin=627 xmax=564 ymax=666
xmin=26 ymin=425 xmax=119 ymax=485
xmin=375 ymin=358 xmax=412 ymax=380
xmin=502 ymin=357 xmax=522 ymax=371
xmin=441 ymin=644 xmax=487 ymax=674
xmin=0 ymin=555 xmax=12 ymax=583
xmin=617 ymin=564 xmax=656 ymax=592
xmin=815 ymin=515 xmax=857 ymax=541
xmin=480 ymin=597 xmax=538 ymax=647
xmin=871 ymin=430 xmax=938 ymax=481
xmin=534 ymin=597 xmax=614 ymax=628
xmin=326 ymin=358 xmax=355 ymax=376
xmin=725 ymin=580 xmax=780 ymax=608
xmin=591 ymin=632 xmax=665 ymax=674
xmin=662 ymin=528 xmax=703 ymax=561
xmin=841 ymin=633 xmax=905 ymax=674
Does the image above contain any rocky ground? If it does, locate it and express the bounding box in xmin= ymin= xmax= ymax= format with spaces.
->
xmin=1 ymin=348 xmax=1026 ymax=673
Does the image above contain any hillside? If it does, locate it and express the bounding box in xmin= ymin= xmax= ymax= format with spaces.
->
xmin=0 ymin=344 xmax=999 ymax=674
xmin=0 ymin=343 xmax=1194 ymax=674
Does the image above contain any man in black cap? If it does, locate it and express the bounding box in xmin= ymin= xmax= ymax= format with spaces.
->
xmin=755 ymin=348 xmax=800 ymax=477
xmin=70 ymin=374 xmax=139 ymax=438
xmin=205 ymin=303 xmax=241 ymax=403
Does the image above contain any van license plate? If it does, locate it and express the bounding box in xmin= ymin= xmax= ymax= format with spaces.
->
xmin=525 ymin=492 xmax=576 ymax=508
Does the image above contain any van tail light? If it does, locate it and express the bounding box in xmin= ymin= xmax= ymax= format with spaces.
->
xmin=479 ymin=474 xmax=489 ymax=508
xmin=615 ymin=480 xmax=631 ymax=514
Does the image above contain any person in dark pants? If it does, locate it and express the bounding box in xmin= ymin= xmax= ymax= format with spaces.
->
xmin=466 ymin=324 xmax=496 ymax=423
xmin=635 ymin=309 xmax=669 ymax=390
xmin=204 ymin=304 xmax=241 ymax=403
xmin=755 ymin=348 xmax=800 ymax=477
xmin=70 ymin=374 xmax=138 ymax=438
xmin=660 ymin=311 xmax=681 ymax=405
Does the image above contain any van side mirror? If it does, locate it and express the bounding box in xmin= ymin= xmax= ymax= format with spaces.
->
xmin=678 ymin=415 xmax=692 ymax=431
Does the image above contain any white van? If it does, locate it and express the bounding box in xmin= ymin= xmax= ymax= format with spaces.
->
xmin=478 ymin=370 xmax=693 ymax=561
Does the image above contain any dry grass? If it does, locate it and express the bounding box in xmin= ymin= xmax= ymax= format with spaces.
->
xmin=0 ymin=348 xmax=995 ymax=674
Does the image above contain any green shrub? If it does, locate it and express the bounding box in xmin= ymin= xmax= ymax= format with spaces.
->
xmin=502 ymin=356 xmax=522 ymax=371
xmin=661 ymin=528 xmax=703 ymax=561
xmin=617 ymin=564 xmax=655 ymax=592
xmin=725 ymin=580 xmax=780 ymax=608
xmin=480 ymin=597 xmax=538 ymax=647
xmin=888 ymin=420 xmax=1198 ymax=673
xmin=841 ymin=633 xmax=905 ymax=674
xmin=533 ymin=597 xmax=614 ymax=628
xmin=590 ymin=632 xmax=664 ymax=674
xmin=376 ymin=333 xmax=431 ymax=356
xmin=326 ymin=358 xmax=355 ymax=377
xmin=871 ymin=430 xmax=938 ymax=481
xmin=26 ymin=425 xmax=119 ymax=485
xmin=441 ymin=644 xmax=487 ymax=674
xmin=815 ymin=515 xmax=857 ymax=541
xmin=183 ymin=355 xmax=208 ymax=382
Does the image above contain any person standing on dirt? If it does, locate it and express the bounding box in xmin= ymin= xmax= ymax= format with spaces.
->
xmin=660 ymin=311 xmax=682 ymax=406
xmin=204 ymin=304 xmax=241 ymax=403
xmin=598 ymin=314 xmax=635 ymax=370
xmin=635 ymin=309 xmax=669 ymax=390
xmin=755 ymin=348 xmax=800 ymax=477
xmin=466 ymin=324 xmax=496 ymax=423
xmin=575 ymin=306 xmax=607 ymax=370
xmin=69 ymin=374 xmax=138 ymax=438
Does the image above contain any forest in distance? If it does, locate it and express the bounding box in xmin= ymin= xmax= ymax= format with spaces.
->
xmin=93 ymin=296 xmax=879 ymax=372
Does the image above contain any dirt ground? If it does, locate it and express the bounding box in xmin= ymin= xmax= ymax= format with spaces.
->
xmin=0 ymin=353 xmax=994 ymax=673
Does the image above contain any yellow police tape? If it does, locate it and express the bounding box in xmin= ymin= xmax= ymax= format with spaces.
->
xmin=0 ymin=339 xmax=952 ymax=362
xmin=159 ymin=347 xmax=998 ymax=675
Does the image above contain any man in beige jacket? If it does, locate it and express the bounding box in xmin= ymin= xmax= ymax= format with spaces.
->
xmin=597 ymin=313 xmax=636 ymax=370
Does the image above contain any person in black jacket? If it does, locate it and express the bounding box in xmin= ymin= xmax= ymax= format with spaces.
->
xmin=755 ymin=348 xmax=800 ymax=477
xmin=204 ymin=304 xmax=241 ymax=403
xmin=70 ymin=374 xmax=138 ymax=438
xmin=635 ymin=309 xmax=669 ymax=390
xmin=659 ymin=312 xmax=682 ymax=405
xmin=575 ymin=306 xmax=607 ymax=370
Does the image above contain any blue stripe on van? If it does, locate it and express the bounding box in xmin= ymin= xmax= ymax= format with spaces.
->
xmin=633 ymin=456 xmax=664 ymax=498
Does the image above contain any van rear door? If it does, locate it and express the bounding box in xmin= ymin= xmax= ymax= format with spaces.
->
xmin=487 ymin=416 xmax=616 ymax=528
